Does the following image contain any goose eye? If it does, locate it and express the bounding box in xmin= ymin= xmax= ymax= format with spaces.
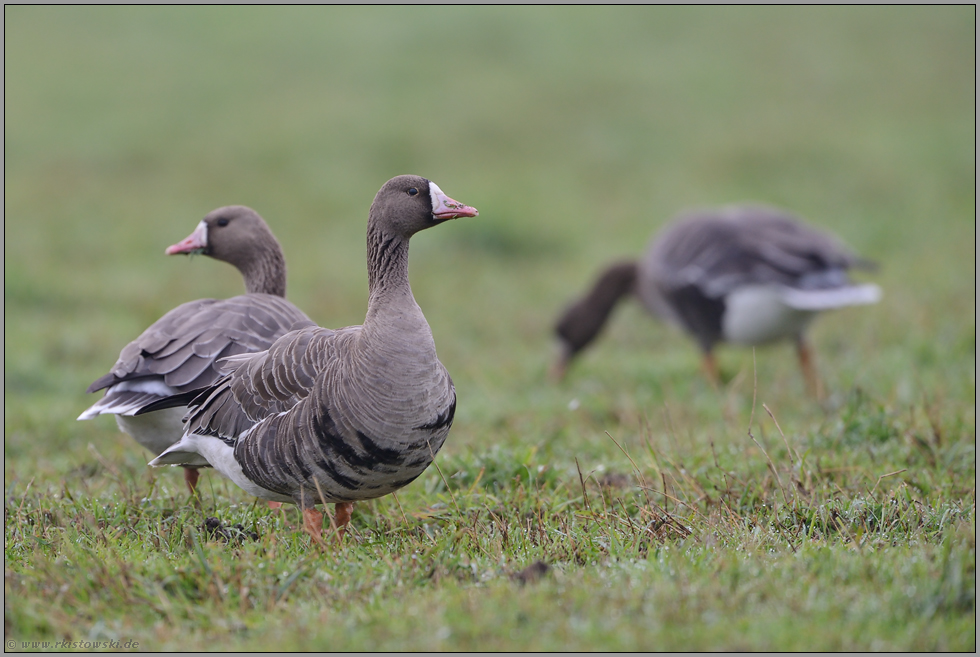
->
xmin=408 ymin=188 xmax=419 ymax=196
xmin=217 ymin=218 xmax=230 ymax=227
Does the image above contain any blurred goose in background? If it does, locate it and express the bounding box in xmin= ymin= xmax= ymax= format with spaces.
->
xmin=552 ymin=204 xmax=881 ymax=395
xmin=78 ymin=206 xmax=314 ymax=493
xmin=146 ymin=176 xmax=479 ymax=541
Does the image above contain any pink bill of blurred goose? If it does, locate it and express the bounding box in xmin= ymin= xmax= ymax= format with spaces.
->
xmin=78 ymin=206 xmax=314 ymax=492
xmin=146 ymin=176 xmax=479 ymax=540
xmin=553 ymin=204 xmax=881 ymax=395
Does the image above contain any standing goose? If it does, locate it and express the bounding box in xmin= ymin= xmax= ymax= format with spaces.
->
xmin=78 ymin=206 xmax=314 ymax=492
xmin=147 ymin=176 xmax=479 ymax=539
xmin=552 ymin=204 xmax=881 ymax=395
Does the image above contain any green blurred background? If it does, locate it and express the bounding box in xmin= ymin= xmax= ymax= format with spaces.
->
xmin=4 ymin=6 xmax=975 ymax=473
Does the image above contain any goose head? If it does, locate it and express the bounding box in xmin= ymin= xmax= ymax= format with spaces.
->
xmin=165 ymin=205 xmax=287 ymax=296
xmin=369 ymin=175 xmax=478 ymax=239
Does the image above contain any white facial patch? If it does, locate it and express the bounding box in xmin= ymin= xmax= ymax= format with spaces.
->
xmin=195 ymin=220 xmax=209 ymax=247
xmin=428 ymin=181 xmax=444 ymax=210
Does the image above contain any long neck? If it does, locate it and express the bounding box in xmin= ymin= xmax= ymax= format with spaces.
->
xmin=366 ymin=222 xmax=411 ymax=303
xmin=237 ymin=246 xmax=287 ymax=296
xmin=362 ymin=221 xmax=433 ymax=347
xmin=356 ymin=220 xmax=441 ymax=400
xmin=556 ymin=261 xmax=638 ymax=355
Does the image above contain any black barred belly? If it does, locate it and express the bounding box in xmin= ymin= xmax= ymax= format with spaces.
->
xmin=234 ymin=398 xmax=454 ymax=505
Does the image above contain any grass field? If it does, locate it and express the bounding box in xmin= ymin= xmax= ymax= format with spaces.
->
xmin=4 ymin=6 xmax=975 ymax=651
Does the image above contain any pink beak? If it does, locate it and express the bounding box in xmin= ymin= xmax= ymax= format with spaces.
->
xmin=431 ymin=185 xmax=479 ymax=221
xmin=165 ymin=222 xmax=208 ymax=255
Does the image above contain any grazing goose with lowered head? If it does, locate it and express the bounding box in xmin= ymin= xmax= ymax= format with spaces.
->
xmin=552 ymin=204 xmax=881 ymax=395
xmin=146 ymin=175 xmax=479 ymax=540
xmin=78 ymin=206 xmax=314 ymax=493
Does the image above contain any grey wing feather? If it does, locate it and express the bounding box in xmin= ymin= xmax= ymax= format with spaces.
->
xmin=184 ymin=325 xmax=341 ymax=441
xmin=87 ymin=293 xmax=314 ymax=395
xmin=649 ymin=205 xmax=863 ymax=298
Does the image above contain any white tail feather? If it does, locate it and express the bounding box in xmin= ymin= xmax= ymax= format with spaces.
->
xmin=780 ymin=284 xmax=881 ymax=311
xmin=149 ymin=436 xmax=211 ymax=468
xmin=78 ymin=379 xmax=181 ymax=420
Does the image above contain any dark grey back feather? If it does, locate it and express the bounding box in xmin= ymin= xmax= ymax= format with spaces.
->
xmin=87 ymin=295 xmax=314 ymax=395
xmin=645 ymin=205 xmax=863 ymax=299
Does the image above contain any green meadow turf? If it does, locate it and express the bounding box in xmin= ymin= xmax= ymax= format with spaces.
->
xmin=5 ymin=6 xmax=975 ymax=651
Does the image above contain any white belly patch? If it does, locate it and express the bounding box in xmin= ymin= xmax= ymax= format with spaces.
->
xmin=721 ymin=285 xmax=816 ymax=345
xmin=115 ymin=407 xmax=188 ymax=456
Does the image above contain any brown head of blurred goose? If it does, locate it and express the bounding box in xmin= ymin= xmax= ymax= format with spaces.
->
xmin=148 ymin=176 xmax=479 ymax=541
xmin=552 ymin=205 xmax=881 ymax=395
xmin=78 ymin=206 xmax=314 ymax=492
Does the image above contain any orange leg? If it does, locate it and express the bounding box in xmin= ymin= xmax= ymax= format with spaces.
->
xmin=796 ymin=338 xmax=824 ymax=399
xmin=267 ymin=501 xmax=283 ymax=509
xmin=701 ymin=352 xmax=721 ymax=388
xmin=183 ymin=467 xmax=200 ymax=494
xmin=301 ymin=503 xmax=354 ymax=543
xmin=332 ymin=502 xmax=354 ymax=540
xmin=302 ymin=507 xmax=324 ymax=539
